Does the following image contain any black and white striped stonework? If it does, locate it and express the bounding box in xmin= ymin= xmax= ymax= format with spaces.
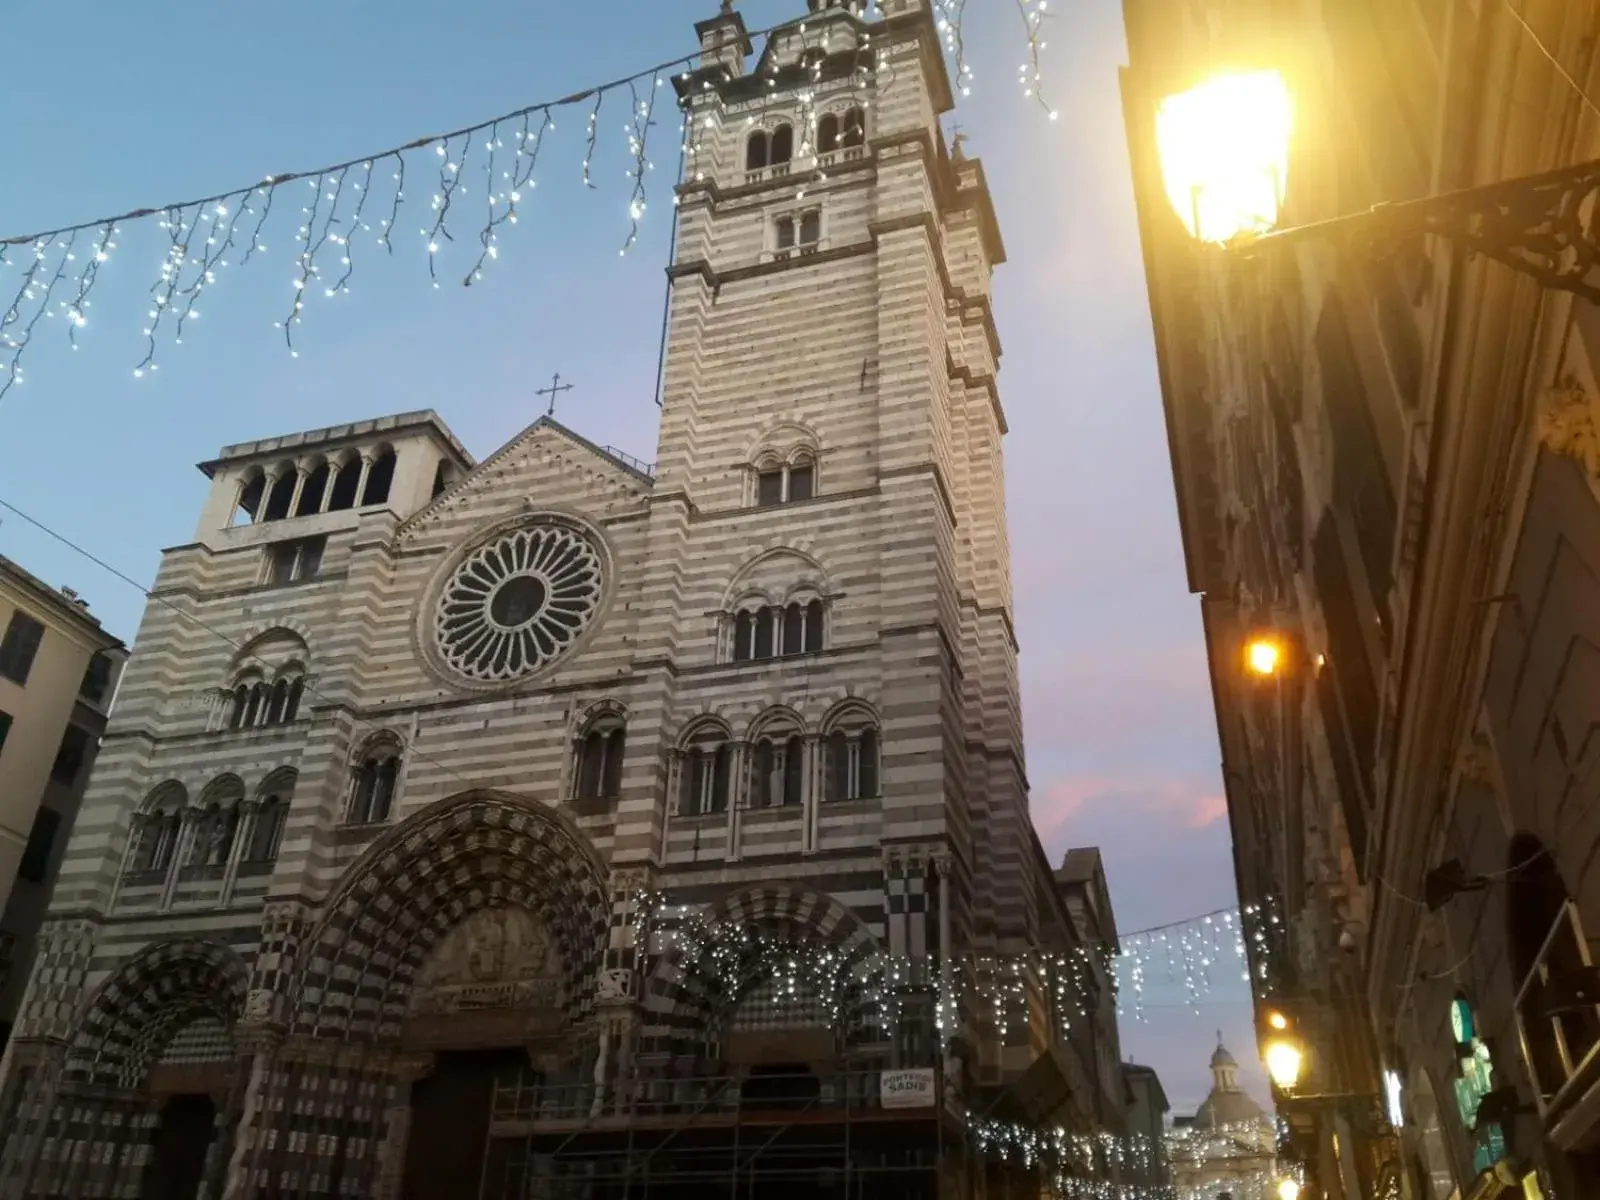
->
xmin=0 ymin=4 xmax=1099 ymax=1195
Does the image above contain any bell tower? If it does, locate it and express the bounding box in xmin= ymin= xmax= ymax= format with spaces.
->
xmin=646 ymin=0 xmax=1035 ymax=990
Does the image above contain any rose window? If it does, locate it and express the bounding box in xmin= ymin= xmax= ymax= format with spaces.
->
xmin=434 ymin=523 xmax=604 ymax=682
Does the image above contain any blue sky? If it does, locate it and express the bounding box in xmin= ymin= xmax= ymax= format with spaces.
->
xmin=0 ymin=0 xmax=1262 ymax=1112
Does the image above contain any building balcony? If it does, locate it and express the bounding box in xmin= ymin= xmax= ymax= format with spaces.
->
xmin=1513 ymin=900 xmax=1600 ymax=1149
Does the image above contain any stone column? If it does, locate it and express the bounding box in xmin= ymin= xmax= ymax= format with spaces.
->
xmin=160 ymin=808 xmax=201 ymax=911
xmin=286 ymin=467 xmax=308 ymax=520
xmin=725 ymin=741 xmax=747 ymax=862
xmin=219 ymin=798 xmax=259 ymax=908
xmin=318 ymin=461 xmax=338 ymax=512
xmin=590 ymin=1024 xmax=612 ymax=1117
xmin=802 ymin=733 xmax=821 ymax=854
xmin=257 ymin=470 xmax=285 ymax=524
xmin=371 ymin=1053 xmax=434 ymax=1200
xmin=354 ymin=454 xmax=374 ymax=508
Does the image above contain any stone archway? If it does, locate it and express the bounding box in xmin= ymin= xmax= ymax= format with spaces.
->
xmin=290 ymin=790 xmax=610 ymax=1043
xmin=234 ymin=791 xmax=611 ymax=1200
xmin=644 ymin=884 xmax=883 ymax=1069
xmin=2 ymin=939 xmax=247 ymax=1200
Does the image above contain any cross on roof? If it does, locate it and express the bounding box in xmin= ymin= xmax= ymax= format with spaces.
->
xmin=535 ymin=372 xmax=574 ymax=418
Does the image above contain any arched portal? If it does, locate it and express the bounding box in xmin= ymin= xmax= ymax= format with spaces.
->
xmin=244 ymin=791 xmax=611 ymax=1200
xmin=646 ymin=885 xmax=884 ymax=1068
xmin=289 ymin=789 xmax=610 ymax=1042
xmin=2 ymin=940 xmax=247 ymax=1199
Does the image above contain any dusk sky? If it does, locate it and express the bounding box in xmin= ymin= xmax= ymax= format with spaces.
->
xmin=0 ymin=0 xmax=1265 ymax=1112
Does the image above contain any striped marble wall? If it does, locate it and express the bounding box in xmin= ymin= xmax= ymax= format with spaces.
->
xmin=0 ymin=11 xmax=1097 ymax=1191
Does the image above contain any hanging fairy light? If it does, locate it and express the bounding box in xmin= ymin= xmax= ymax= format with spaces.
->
xmin=0 ymin=4 xmax=1057 ymax=402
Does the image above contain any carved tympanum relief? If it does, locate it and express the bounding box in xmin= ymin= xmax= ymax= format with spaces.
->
xmin=408 ymin=906 xmax=561 ymax=1016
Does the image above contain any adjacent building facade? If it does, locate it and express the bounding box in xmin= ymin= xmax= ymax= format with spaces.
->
xmin=1125 ymin=0 xmax=1600 ymax=1196
xmin=0 ymin=557 xmax=125 ymax=1053
xmin=0 ymin=2 xmax=1122 ymax=1197
xmin=1123 ymin=1061 xmax=1174 ymax=1193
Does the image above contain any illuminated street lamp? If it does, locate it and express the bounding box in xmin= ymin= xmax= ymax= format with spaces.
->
xmin=1275 ymin=1179 xmax=1302 ymax=1200
xmin=1245 ymin=637 xmax=1283 ymax=677
xmin=1264 ymin=1036 xmax=1304 ymax=1091
xmin=1152 ymin=69 xmax=1600 ymax=302
xmin=1156 ymin=70 xmax=1291 ymax=245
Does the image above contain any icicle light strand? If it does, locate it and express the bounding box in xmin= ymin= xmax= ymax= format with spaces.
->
xmin=0 ymin=6 xmax=1053 ymax=400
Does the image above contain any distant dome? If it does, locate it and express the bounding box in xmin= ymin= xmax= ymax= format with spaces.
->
xmin=1193 ymin=1086 xmax=1267 ymax=1130
xmin=1194 ymin=1037 xmax=1269 ymax=1132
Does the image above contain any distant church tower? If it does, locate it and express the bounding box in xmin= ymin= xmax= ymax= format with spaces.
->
xmin=0 ymin=3 xmax=1094 ymax=1197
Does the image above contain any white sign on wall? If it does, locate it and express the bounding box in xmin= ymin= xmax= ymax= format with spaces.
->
xmin=880 ymin=1068 xmax=936 ymax=1109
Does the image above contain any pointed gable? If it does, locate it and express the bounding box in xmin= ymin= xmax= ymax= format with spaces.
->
xmin=398 ymin=417 xmax=654 ymax=553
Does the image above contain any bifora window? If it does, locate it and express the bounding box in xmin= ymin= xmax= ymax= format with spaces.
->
xmin=433 ymin=521 xmax=605 ymax=683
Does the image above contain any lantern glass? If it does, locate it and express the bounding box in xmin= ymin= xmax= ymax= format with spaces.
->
xmin=1264 ymin=1037 xmax=1303 ymax=1090
xmin=1156 ymin=70 xmax=1292 ymax=244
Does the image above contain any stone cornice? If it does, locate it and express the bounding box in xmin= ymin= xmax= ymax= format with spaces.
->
xmin=947 ymin=354 xmax=1007 ymax=436
xmin=881 ymin=461 xmax=959 ymax=533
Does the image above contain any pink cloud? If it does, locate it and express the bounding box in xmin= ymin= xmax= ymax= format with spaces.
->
xmin=1188 ymin=792 xmax=1229 ymax=829
xmin=1032 ymin=772 xmax=1228 ymax=850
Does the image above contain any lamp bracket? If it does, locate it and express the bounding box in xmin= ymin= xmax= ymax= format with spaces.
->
xmin=1241 ymin=159 xmax=1600 ymax=304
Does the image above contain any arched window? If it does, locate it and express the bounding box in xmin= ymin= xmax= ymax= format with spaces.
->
xmin=770 ymin=125 xmax=794 ymax=166
xmin=348 ymin=736 xmax=403 ymax=825
xmin=194 ymin=776 xmax=245 ymax=868
xmin=328 ymin=455 xmax=362 ymax=511
xmin=149 ymin=810 xmax=183 ymax=872
xmin=678 ymin=725 xmax=732 ymax=817
xmin=228 ymin=682 xmax=254 ymax=730
xmin=213 ymin=805 xmax=241 ymax=865
xmin=780 ymin=600 xmax=824 ymax=656
xmin=262 ymin=463 xmax=297 ymax=522
xmin=732 ymin=598 xmax=824 ymax=664
xmin=824 ymin=713 xmax=880 ymax=801
xmin=284 ymin=677 xmax=305 ymax=722
xmin=752 ymin=729 xmax=806 ymax=808
xmin=804 ymin=599 xmax=823 ymax=653
xmin=362 ymin=448 xmax=397 ymax=506
xmin=841 ymin=107 xmax=865 ymax=149
xmin=746 ymin=130 xmax=770 ymax=171
xmin=575 ymin=719 xmax=627 ymax=802
xmin=249 ymin=795 xmax=288 ymax=862
xmin=752 ymin=453 xmax=817 ymax=507
xmin=431 ymin=460 xmax=455 ymax=499
xmin=817 ymin=114 xmax=840 ymax=154
xmin=732 ymin=604 xmax=777 ymax=663
xmin=294 ymin=463 xmax=329 ymax=517
xmin=241 ymin=683 xmax=266 ymax=728
xmin=266 ymin=679 xmax=290 ymax=725
xmin=234 ymin=472 xmax=265 ymax=526
xmin=131 ymin=784 xmax=187 ymax=874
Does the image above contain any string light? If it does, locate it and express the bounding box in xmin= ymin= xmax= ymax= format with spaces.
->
xmin=0 ymin=4 xmax=1053 ymax=401
xmin=630 ymin=893 xmax=1281 ymax=1045
xmin=1115 ymin=899 xmax=1283 ymax=1019
xmin=970 ymin=1115 xmax=1289 ymax=1200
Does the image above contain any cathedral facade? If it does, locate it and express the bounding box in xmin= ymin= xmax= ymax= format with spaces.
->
xmin=0 ymin=2 xmax=1099 ymax=1197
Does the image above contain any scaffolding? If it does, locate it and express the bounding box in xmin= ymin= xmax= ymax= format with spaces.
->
xmin=475 ymin=1067 xmax=966 ymax=1200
